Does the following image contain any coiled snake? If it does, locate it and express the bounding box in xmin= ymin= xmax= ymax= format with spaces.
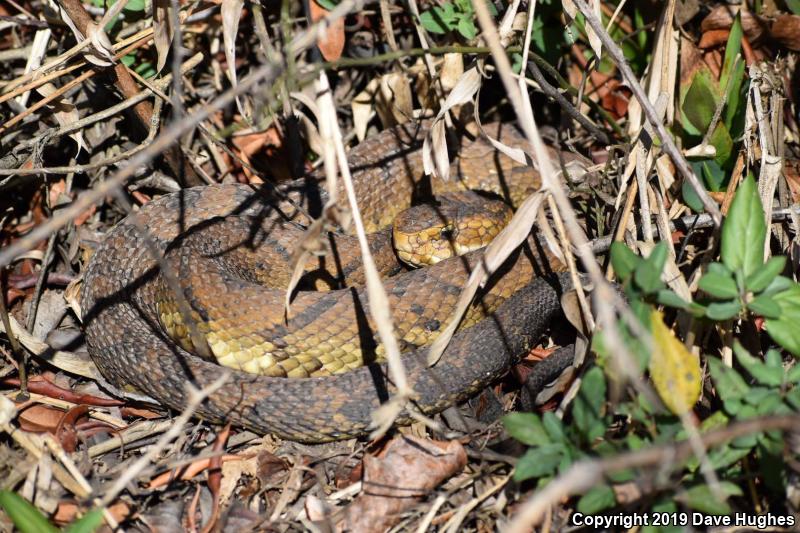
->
xmin=81 ymin=121 xmax=574 ymax=442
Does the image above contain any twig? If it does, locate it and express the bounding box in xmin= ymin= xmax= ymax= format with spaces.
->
xmin=526 ymin=60 xmax=611 ymax=144
xmin=0 ymin=62 xmax=277 ymax=270
xmin=98 ymin=373 xmax=229 ymax=506
xmin=570 ymin=0 xmax=722 ymax=225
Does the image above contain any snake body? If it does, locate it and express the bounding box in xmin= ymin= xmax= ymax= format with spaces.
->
xmin=81 ymin=121 xmax=571 ymax=442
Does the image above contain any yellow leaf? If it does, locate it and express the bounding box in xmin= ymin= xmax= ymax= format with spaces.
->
xmin=649 ymin=310 xmax=702 ymax=415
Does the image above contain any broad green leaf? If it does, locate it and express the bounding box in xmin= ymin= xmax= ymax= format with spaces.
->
xmin=707 ymin=261 xmax=732 ymax=277
xmin=708 ymin=123 xmax=734 ymax=167
xmin=634 ymin=242 xmax=668 ymax=294
xmin=747 ymin=294 xmax=781 ymax=319
xmin=708 ymin=357 xmax=750 ymax=403
xmin=745 ymin=256 xmax=786 ymax=293
xmin=733 ymin=342 xmax=783 ymax=386
xmin=573 ymin=367 xmax=606 ymax=437
xmin=0 ymin=491 xmax=59 ymax=533
xmin=610 ymin=241 xmax=640 ymax=281
xmin=419 ymin=10 xmax=450 ymax=33
xmin=787 ymin=0 xmax=800 ymax=15
xmin=708 ymin=443 xmax=752 ymax=470
xmin=64 ymin=509 xmax=104 ymax=533
xmin=705 ymin=300 xmax=742 ymax=320
xmin=513 ymin=444 xmax=564 ymax=481
xmin=761 ymin=275 xmax=795 ymax=297
xmin=656 ymin=289 xmax=691 ymax=309
xmin=503 ymin=413 xmax=550 ymax=446
xmin=541 ymin=411 xmax=567 ymax=443
xmin=765 ymin=283 xmax=800 ymax=356
xmin=684 ymin=482 xmax=742 ymax=515
xmin=682 ymin=69 xmax=718 ymax=132
xmin=682 ymin=175 xmax=706 ymax=213
xmin=721 ymin=175 xmax=766 ymax=278
xmin=698 ymin=271 xmax=739 ymax=299
xmin=456 ymin=16 xmax=477 ymax=39
xmin=787 ymin=363 xmax=800 ymax=384
xmin=649 ymin=309 xmax=702 ymax=414
xmin=576 ymin=485 xmax=616 ymax=514
xmin=700 ymin=158 xmax=727 ymax=191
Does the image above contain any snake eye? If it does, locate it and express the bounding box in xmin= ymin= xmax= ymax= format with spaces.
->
xmin=439 ymin=226 xmax=454 ymax=240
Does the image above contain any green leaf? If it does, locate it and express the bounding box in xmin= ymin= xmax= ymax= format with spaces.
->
xmin=503 ymin=413 xmax=550 ymax=446
xmin=456 ymin=16 xmax=477 ymax=39
xmin=721 ymin=175 xmax=767 ymax=278
xmin=700 ymin=158 xmax=727 ymax=191
xmin=682 ymin=178 xmax=705 ymax=213
xmin=745 ymin=256 xmax=786 ymax=293
xmin=419 ymin=10 xmax=450 ymax=34
xmin=787 ymin=363 xmax=800 ymax=384
xmin=123 ymin=0 xmax=146 ymax=10
xmin=576 ymin=485 xmax=616 ymax=514
xmin=720 ymin=14 xmax=743 ymax=94
xmin=634 ymin=242 xmax=668 ymax=294
xmin=610 ymin=241 xmax=640 ymax=281
xmin=705 ymin=300 xmax=742 ymax=320
xmin=765 ymin=283 xmax=800 ymax=356
xmin=708 ymin=123 xmax=734 ymax=167
xmin=707 ymin=261 xmax=732 ymax=277
xmin=708 ymin=443 xmax=752 ymax=469
xmin=708 ymin=357 xmax=750 ymax=402
xmin=733 ymin=342 xmax=783 ymax=386
xmin=698 ymin=271 xmax=739 ymax=299
xmin=787 ymin=0 xmax=800 ymax=15
xmin=541 ymin=411 xmax=567 ymax=443
xmin=64 ymin=509 xmax=105 ymax=533
xmin=683 ymin=69 xmax=718 ymax=132
xmin=684 ymin=482 xmax=742 ymax=515
xmin=747 ymin=294 xmax=781 ymax=319
xmin=761 ymin=275 xmax=795 ymax=297
xmin=656 ymin=289 xmax=691 ymax=309
xmin=573 ymin=367 xmax=606 ymax=437
xmin=0 ymin=491 xmax=59 ymax=533
xmin=513 ymin=444 xmax=564 ymax=481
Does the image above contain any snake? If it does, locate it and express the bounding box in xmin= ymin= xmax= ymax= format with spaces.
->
xmin=81 ymin=121 xmax=575 ymax=442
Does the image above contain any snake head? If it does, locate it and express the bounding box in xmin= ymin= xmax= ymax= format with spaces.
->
xmin=392 ymin=191 xmax=512 ymax=267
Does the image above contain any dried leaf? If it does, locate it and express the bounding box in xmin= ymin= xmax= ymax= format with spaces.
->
xmin=221 ymin=0 xmax=245 ymax=116
xmin=340 ymin=436 xmax=466 ymax=532
xmin=771 ymin=14 xmax=800 ymax=51
xmin=35 ymin=83 xmax=84 ymax=153
xmin=422 ymin=67 xmax=482 ymax=179
xmin=309 ymin=0 xmax=345 ymax=61
xmin=649 ymin=309 xmax=702 ymax=415
xmin=153 ymin=0 xmax=174 ymax=72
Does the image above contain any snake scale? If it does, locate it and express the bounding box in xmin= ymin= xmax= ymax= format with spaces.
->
xmin=81 ymin=121 xmax=574 ymax=442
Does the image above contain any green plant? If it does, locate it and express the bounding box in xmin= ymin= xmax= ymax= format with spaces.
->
xmin=504 ymin=173 xmax=800 ymax=527
xmin=680 ymin=14 xmax=748 ymax=211
xmin=419 ymin=0 xmax=497 ymax=40
xmin=0 ymin=491 xmax=103 ymax=533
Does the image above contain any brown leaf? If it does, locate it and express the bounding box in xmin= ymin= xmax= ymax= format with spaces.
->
xmin=698 ymin=29 xmax=730 ymax=49
xmin=3 ymin=376 xmax=123 ymax=406
xmin=338 ymin=436 xmax=466 ymax=532
xmin=153 ymin=0 xmax=174 ymax=72
xmin=771 ymin=14 xmax=800 ymax=51
xmin=309 ymin=0 xmax=345 ymax=61
xmin=17 ymin=404 xmax=66 ymax=433
xmin=701 ymin=5 xmax=767 ymax=42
